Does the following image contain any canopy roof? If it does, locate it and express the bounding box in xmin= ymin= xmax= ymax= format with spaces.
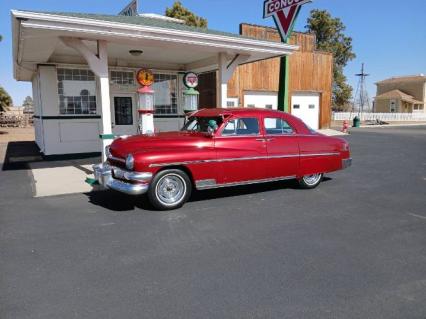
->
xmin=12 ymin=10 xmax=298 ymax=81
xmin=376 ymin=75 xmax=426 ymax=85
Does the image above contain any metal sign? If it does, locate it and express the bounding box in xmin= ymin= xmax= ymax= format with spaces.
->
xmin=263 ymin=0 xmax=310 ymax=41
xmin=118 ymin=0 xmax=138 ymax=16
xmin=183 ymin=72 xmax=199 ymax=89
xmin=137 ymin=69 xmax=154 ymax=87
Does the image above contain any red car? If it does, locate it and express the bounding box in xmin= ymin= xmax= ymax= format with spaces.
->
xmin=94 ymin=108 xmax=352 ymax=210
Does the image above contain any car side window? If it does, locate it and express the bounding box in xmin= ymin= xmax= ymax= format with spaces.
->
xmin=222 ymin=118 xmax=260 ymax=136
xmin=264 ymin=118 xmax=294 ymax=135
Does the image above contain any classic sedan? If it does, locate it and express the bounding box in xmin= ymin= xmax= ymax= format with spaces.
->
xmin=94 ymin=108 xmax=352 ymax=210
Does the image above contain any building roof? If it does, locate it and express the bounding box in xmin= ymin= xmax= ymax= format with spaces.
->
xmin=375 ymin=89 xmax=424 ymax=104
xmin=376 ymin=75 xmax=426 ymax=85
xmin=22 ymin=11 xmax=272 ymax=43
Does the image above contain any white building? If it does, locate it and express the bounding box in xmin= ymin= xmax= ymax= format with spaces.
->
xmin=11 ymin=10 xmax=297 ymax=156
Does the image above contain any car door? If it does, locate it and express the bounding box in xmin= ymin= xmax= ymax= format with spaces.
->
xmin=214 ymin=117 xmax=267 ymax=184
xmin=263 ymin=117 xmax=300 ymax=179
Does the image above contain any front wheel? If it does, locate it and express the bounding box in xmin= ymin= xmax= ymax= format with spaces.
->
xmin=298 ymin=173 xmax=323 ymax=189
xmin=148 ymin=169 xmax=192 ymax=211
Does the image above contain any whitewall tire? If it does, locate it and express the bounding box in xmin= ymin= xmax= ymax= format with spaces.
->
xmin=148 ymin=169 xmax=192 ymax=210
xmin=298 ymin=173 xmax=323 ymax=189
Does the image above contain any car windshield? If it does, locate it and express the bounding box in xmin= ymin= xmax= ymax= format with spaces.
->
xmin=181 ymin=117 xmax=223 ymax=133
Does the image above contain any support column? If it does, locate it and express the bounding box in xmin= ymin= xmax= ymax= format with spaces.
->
xmin=217 ymin=53 xmax=249 ymax=108
xmin=61 ymin=38 xmax=112 ymax=161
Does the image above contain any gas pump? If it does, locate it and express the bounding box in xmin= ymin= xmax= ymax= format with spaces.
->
xmin=136 ymin=69 xmax=155 ymax=134
xmin=183 ymin=72 xmax=199 ymax=114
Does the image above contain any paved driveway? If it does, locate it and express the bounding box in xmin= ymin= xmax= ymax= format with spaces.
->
xmin=1 ymin=126 xmax=425 ymax=319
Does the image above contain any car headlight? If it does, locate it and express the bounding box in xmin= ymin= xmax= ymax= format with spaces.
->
xmin=126 ymin=154 xmax=134 ymax=170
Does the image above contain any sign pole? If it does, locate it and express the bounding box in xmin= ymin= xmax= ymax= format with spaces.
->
xmin=263 ymin=0 xmax=310 ymax=112
xmin=277 ymin=6 xmax=301 ymax=112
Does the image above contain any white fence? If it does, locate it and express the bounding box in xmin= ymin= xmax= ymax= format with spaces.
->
xmin=333 ymin=112 xmax=426 ymax=122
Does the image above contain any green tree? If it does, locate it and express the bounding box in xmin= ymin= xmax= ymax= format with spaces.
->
xmin=306 ymin=10 xmax=356 ymax=109
xmin=165 ymin=1 xmax=208 ymax=28
xmin=0 ymin=86 xmax=13 ymax=112
xmin=23 ymin=96 xmax=34 ymax=113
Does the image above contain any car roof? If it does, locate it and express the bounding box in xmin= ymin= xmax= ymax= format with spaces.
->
xmin=193 ymin=108 xmax=286 ymax=117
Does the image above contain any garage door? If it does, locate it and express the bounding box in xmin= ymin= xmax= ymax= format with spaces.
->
xmin=244 ymin=91 xmax=278 ymax=110
xmin=291 ymin=93 xmax=320 ymax=130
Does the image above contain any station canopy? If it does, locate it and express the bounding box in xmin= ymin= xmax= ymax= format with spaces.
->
xmin=12 ymin=10 xmax=298 ymax=81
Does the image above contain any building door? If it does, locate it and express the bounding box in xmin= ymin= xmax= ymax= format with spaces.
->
xmin=111 ymin=95 xmax=136 ymax=136
xmin=291 ymin=93 xmax=320 ymax=130
xmin=244 ymin=91 xmax=278 ymax=110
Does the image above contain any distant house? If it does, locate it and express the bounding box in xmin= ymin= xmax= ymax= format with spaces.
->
xmin=374 ymin=75 xmax=426 ymax=113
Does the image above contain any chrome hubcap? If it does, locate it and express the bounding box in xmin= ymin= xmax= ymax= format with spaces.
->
xmin=303 ymin=174 xmax=322 ymax=186
xmin=156 ymin=174 xmax=186 ymax=205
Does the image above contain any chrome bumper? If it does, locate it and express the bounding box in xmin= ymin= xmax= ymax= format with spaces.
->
xmin=342 ymin=158 xmax=352 ymax=169
xmin=93 ymin=163 xmax=152 ymax=196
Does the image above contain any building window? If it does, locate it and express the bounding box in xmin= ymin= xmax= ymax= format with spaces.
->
xmin=309 ymin=104 xmax=315 ymax=109
xmin=110 ymin=71 xmax=135 ymax=85
xmin=265 ymin=104 xmax=273 ymax=109
xmin=293 ymin=104 xmax=300 ymax=109
xmin=57 ymin=68 xmax=97 ymax=115
xmin=247 ymin=104 xmax=255 ymax=108
xmin=389 ymin=100 xmax=397 ymax=113
xmin=153 ymin=73 xmax=178 ymax=115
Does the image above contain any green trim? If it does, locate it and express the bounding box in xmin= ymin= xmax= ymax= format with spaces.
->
xmin=85 ymin=177 xmax=99 ymax=186
xmin=33 ymin=115 xmax=101 ymax=120
xmin=99 ymin=134 xmax=115 ymax=140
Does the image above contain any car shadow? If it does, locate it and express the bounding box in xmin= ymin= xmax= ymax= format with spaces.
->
xmin=85 ymin=177 xmax=333 ymax=212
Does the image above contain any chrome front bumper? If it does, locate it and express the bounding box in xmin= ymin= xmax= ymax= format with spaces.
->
xmin=342 ymin=158 xmax=353 ymax=169
xmin=93 ymin=163 xmax=152 ymax=196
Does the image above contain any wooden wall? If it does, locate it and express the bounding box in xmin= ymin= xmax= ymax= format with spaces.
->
xmin=226 ymin=24 xmax=333 ymax=128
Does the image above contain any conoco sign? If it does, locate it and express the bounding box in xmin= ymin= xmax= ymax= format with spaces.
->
xmin=263 ymin=0 xmax=310 ymax=41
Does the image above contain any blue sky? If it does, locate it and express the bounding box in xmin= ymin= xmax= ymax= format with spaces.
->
xmin=1 ymin=0 xmax=425 ymax=105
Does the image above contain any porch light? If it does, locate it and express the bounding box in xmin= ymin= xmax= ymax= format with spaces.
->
xmin=129 ymin=50 xmax=143 ymax=56
xmin=183 ymin=87 xmax=199 ymax=113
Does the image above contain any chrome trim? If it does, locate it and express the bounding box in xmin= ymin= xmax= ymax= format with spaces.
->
xmin=93 ymin=163 xmax=151 ymax=196
xmin=107 ymin=179 xmax=149 ymax=196
xmin=342 ymin=158 xmax=352 ymax=169
xmin=112 ymin=168 xmax=153 ymax=182
xmin=196 ymin=175 xmax=297 ymax=190
xmin=195 ymin=179 xmax=217 ymax=189
xmin=300 ymin=152 xmax=340 ymax=157
xmin=149 ymin=152 xmax=338 ymax=168
xmin=108 ymin=155 xmax=126 ymax=163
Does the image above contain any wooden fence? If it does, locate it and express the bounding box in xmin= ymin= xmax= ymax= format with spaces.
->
xmin=333 ymin=112 xmax=426 ymax=122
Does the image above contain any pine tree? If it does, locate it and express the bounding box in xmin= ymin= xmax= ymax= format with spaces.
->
xmin=306 ymin=10 xmax=356 ymax=109
xmin=165 ymin=1 xmax=208 ymax=28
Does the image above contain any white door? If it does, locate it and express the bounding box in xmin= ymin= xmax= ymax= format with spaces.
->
xmin=291 ymin=93 xmax=320 ymax=130
xmin=244 ymin=91 xmax=278 ymax=110
xmin=111 ymin=95 xmax=137 ymax=136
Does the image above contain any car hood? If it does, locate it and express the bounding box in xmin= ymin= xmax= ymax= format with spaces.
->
xmin=109 ymin=131 xmax=213 ymax=158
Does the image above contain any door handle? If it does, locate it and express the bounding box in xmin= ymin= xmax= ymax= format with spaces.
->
xmin=256 ymin=138 xmax=266 ymax=142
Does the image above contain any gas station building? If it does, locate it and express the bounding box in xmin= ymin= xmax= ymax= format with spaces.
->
xmin=11 ymin=10 xmax=332 ymax=156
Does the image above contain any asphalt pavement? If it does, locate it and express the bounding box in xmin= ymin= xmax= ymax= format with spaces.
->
xmin=1 ymin=126 xmax=425 ymax=319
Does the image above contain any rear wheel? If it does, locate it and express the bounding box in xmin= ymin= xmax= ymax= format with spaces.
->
xmin=148 ymin=169 xmax=192 ymax=211
xmin=298 ymin=173 xmax=323 ymax=189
